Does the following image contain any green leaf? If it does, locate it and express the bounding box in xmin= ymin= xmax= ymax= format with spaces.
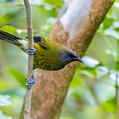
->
xmin=71 ymin=69 xmax=83 ymax=87
xmin=44 ymin=0 xmax=64 ymax=6
xmin=103 ymin=18 xmax=114 ymax=30
xmin=0 ymin=80 xmax=11 ymax=91
xmin=0 ymin=111 xmax=12 ymax=119
xmin=114 ymin=27 xmax=119 ymax=32
xmin=102 ymin=98 xmax=116 ymax=113
xmin=0 ymin=25 xmax=17 ymax=34
xmin=8 ymin=68 xmax=26 ymax=88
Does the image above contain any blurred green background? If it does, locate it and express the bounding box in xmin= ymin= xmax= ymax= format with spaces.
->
xmin=0 ymin=0 xmax=119 ymax=119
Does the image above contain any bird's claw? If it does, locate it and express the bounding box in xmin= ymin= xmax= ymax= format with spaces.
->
xmin=26 ymin=48 xmax=36 ymax=55
xmin=25 ymin=75 xmax=36 ymax=89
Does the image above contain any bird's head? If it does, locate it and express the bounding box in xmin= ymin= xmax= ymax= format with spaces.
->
xmin=60 ymin=49 xmax=83 ymax=66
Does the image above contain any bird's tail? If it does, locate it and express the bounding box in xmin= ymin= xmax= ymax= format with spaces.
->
xmin=0 ymin=30 xmax=21 ymax=45
xmin=0 ymin=30 xmax=27 ymax=51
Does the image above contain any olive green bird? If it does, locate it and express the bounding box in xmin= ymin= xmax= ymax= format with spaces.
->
xmin=0 ymin=30 xmax=83 ymax=70
xmin=0 ymin=30 xmax=83 ymax=88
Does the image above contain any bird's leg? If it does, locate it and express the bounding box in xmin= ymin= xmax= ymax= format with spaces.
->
xmin=25 ymin=74 xmax=36 ymax=89
xmin=26 ymin=48 xmax=36 ymax=54
xmin=25 ymin=48 xmax=36 ymax=89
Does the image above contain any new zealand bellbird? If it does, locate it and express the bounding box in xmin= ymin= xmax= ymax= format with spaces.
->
xmin=0 ymin=30 xmax=83 ymax=70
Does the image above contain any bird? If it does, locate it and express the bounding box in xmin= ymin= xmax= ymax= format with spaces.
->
xmin=0 ymin=30 xmax=83 ymax=88
xmin=0 ymin=30 xmax=83 ymax=70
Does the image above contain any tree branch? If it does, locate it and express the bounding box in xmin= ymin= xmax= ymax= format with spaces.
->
xmin=20 ymin=0 xmax=114 ymax=119
xmin=23 ymin=0 xmax=33 ymax=119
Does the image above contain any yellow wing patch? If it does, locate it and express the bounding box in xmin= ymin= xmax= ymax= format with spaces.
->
xmin=38 ymin=38 xmax=51 ymax=50
xmin=33 ymin=36 xmax=51 ymax=50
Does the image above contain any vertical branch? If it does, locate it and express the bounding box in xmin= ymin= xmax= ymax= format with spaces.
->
xmin=115 ymin=74 xmax=119 ymax=119
xmin=23 ymin=0 xmax=33 ymax=119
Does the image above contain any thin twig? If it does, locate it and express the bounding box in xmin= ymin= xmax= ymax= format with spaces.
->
xmin=23 ymin=0 xmax=34 ymax=119
xmin=0 ymin=3 xmax=59 ymax=9
xmin=0 ymin=3 xmax=41 ymax=8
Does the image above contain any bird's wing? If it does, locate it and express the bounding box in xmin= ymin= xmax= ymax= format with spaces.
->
xmin=33 ymin=36 xmax=51 ymax=50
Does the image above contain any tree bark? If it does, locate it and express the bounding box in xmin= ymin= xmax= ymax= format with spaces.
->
xmin=22 ymin=0 xmax=114 ymax=119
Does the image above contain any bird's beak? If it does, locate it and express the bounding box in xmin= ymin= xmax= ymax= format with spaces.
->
xmin=74 ymin=57 xmax=83 ymax=63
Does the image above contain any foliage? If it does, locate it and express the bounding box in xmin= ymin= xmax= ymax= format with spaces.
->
xmin=0 ymin=95 xmax=12 ymax=119
xmin=0 ymin=111 xmax=12 ymax=119
xmin=8 ymin=68 xmax=26 ymax=88
xmin=0 ymin=0 xmax=119 ymax=119
xmin=0 ymin=25 xmax=17 ymax=34
xmin=60 ymin=1 xmax=119 ymax=119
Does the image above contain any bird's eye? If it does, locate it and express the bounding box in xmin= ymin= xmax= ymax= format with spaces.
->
xmin=67 ymin=52 xmax=76 ymax=58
